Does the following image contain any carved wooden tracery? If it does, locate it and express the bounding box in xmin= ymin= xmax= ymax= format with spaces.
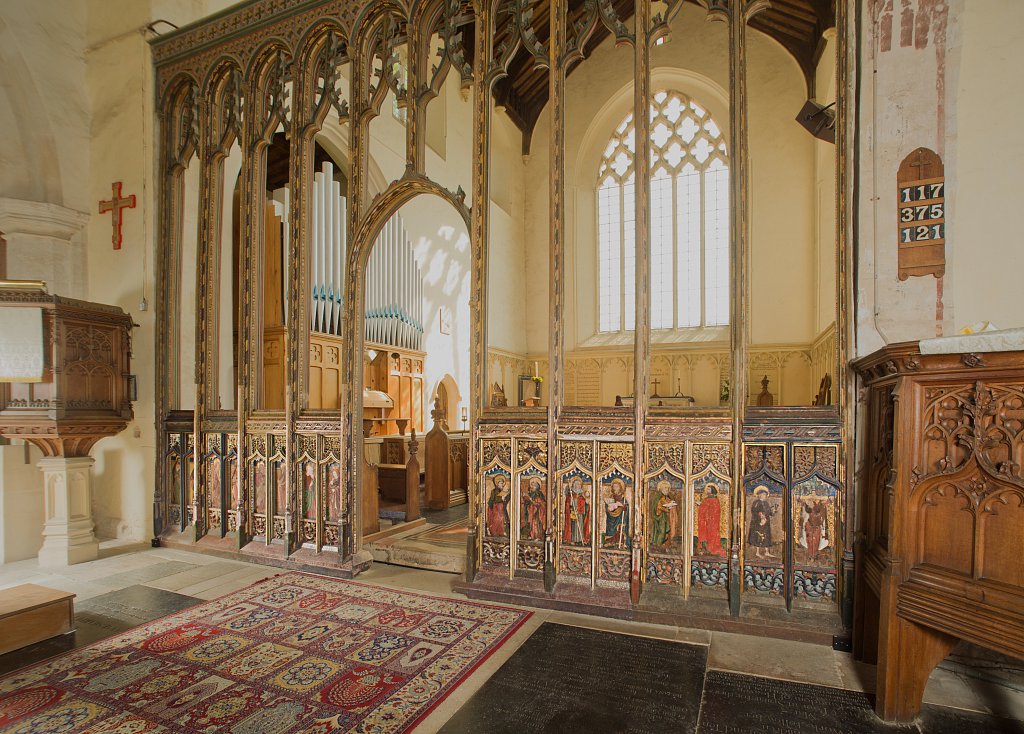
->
xmin=151 ymin=0 xmax=851 ymax=625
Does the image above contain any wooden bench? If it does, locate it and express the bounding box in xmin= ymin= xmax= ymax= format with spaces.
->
xmin=0 ymin=584 xmax=75 ymax=655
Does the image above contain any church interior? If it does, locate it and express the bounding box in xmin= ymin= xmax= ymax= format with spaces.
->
xmin=0 ymin=0 xmax=1021 ymax=731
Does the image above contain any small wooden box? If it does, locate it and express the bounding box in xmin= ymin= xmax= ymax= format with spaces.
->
xmin=0 ymin=584 xmax=75 ymax=655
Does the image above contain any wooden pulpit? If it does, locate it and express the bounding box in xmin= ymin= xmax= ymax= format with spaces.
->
xmin=0 ymin=282 xmax=134 ymax=565
xmin=853 ymin=342 xmax=1024 ymax=722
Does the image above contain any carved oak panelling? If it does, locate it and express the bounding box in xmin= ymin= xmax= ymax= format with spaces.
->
xmin=692 ymin=560 xmax=728 ymax=588
xmin=646 ymin=422 xmax=732 ymax=442
xmin=647 ymin=556 xmax=684 ymax=586
xmin=482 ymin=539 xmax=510 ymax=566
xmin=743 ymin=424 xmax=841 ymax=441
xmin=598 ymin=442 xmax=633 ymax=474
xmin=559 ymin=547 xmax=592 ymax=580
xmin=517 ymin=542 xmax=543 ymax=572
xmin=917 ymin=382 xmax=1024 ymax=486
xmin=647 ymin=442 xmax=686 ymax=476
xmin=517 ymin=439 xmax=548 ymax=469
xmin=184 ymin=434 xmax=196 ymax=527
xmin=559 ymin=440 xmax=593 ymax=470
xmin=481 ymin=439 xmax=512 ymax=469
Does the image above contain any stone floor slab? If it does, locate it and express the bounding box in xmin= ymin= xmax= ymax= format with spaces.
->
xmin=439 ymin=622 xmax=709 ymax=734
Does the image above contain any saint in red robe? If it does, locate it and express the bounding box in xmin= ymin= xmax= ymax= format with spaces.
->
xmin=697 ymin=492 xmax=724 ymax=555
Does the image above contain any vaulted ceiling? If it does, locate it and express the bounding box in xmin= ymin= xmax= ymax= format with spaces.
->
xmin=488 ymin=0 xmax=835 ymax=152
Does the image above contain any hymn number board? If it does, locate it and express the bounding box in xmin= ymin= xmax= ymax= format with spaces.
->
xmin=896 ymin=147 xmax=946 ymax=280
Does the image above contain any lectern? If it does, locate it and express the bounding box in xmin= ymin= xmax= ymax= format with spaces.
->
xmin=0 ymin=282 xmax=134 ymax=565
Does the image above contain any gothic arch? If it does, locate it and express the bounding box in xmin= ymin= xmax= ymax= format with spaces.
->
xmin=340 ymin=179 xmax=472 ymax=547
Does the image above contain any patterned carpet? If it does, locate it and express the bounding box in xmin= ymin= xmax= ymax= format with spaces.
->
xmin=0 ymin=572 xmax=530 ymax=733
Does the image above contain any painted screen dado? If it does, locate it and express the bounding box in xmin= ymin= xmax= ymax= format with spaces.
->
xmin=742 ymin=442 xmax=840 ymax=606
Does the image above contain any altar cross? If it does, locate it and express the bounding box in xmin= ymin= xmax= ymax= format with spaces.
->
xmin=99 ymin=182 xmax=136 ymax=250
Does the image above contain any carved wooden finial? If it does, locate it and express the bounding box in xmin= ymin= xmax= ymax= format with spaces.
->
xmin=408 ymin=428 xmax=418 ymax=458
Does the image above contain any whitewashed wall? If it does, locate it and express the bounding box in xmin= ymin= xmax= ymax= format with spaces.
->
xmin=856 ymin=0 xmax=1024 ymax=354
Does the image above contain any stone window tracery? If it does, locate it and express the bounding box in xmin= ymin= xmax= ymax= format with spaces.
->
xmin=597 ymin=90 xmax=729 ymax=333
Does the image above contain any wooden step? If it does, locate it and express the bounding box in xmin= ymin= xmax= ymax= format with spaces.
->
xmin=449 ymin=487 xmax=468 ymax=506
xmin=0 ymin=584 xmax=75 ymax=655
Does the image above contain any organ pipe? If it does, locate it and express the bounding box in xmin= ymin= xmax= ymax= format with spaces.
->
xmin=309 ymin=161 xmax=346 ymax=336
xmin=308 ymin=160 xmax=423 ymax=351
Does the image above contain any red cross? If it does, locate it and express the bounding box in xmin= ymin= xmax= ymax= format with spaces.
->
xmin=98 ymin=182 xmax=136 ymax=250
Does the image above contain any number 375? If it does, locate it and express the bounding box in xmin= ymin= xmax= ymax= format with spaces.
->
xmin=900 ymin=203 xmax=944 ymax=222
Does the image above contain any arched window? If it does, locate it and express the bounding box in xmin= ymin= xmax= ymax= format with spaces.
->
xmin=597 ymin=90 xmax=729 ymax=333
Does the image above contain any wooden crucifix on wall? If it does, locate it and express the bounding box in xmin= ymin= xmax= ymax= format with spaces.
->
xmin=99 ymin=182 xmax=137 ymax=251
xmin=896 ymin=148 xmax=945 ymax=280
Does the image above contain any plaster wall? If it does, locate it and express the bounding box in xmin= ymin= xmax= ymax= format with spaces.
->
xmin=522 ymin=3 xmax=823 ymax=364
xmin=856 ymin=0 xmax=1024 ymax=354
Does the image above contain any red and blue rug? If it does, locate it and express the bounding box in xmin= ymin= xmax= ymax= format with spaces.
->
xmin=0 ymin=572 xmax=531 ymax=733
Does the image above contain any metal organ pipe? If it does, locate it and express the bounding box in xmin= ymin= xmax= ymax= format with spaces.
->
xmin=309 ymin=161 xmax=347 ymax=337
xmin=361 ymin=212 xmax=424 ymax=351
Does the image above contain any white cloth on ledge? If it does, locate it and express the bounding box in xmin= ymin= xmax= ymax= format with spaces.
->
xmin=919 ymin=327 xmax=1024 ymax=355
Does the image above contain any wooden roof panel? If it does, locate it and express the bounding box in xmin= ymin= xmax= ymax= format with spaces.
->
xmin=492 ymin=0 xmax=835 ymax=150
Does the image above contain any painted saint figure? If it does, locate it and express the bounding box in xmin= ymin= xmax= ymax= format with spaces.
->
xmin=326 ymin=463 xmax=341 ymax=522
xmin=208 ymin=457 xmax=221 ymax=509
xmin=800 ymin=499 xmax=829 ymax=561
xmin=486 ymin=475 xmax=511 ymax=538
xmin=521 ymin=477 xmax=546 ymax=542
xmin=254 ymin=461 xmax=267 ymax=514
xmin=696 ymin=484 xmax=725 ymax=556
xmin=747 ymin=486 xmax=776 ymax=559
xmin=562 ymin=476 xmax=591 ymax=546
xmin=228 ymin=458 xmax=239 ymax=509
xmin=302 ymin=463 xmax=316 ymax=519
xmin=274 ymin=461 xmax=287 ymax=516
xmin=602 ymin=478 xmax=630 ymax=549
xmin=651 ymin=480 xmax=679 ymax=549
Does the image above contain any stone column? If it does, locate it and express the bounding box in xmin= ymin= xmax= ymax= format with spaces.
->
xmin=37 ymin=456 xmax=99 ymax=566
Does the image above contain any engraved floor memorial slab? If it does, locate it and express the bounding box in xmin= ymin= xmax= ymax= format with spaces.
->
xmin=696 ymin=670 xmax=1024 ymax=734
xmin=439 ymin=622 xmax=709 ymax=734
